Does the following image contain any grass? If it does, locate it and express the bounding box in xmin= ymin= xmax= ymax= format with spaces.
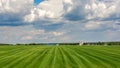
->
xmin=0 ymin=45 xmax=120 ymax=68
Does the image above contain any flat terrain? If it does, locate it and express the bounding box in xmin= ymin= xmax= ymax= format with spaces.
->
xmin=0 ymin=45 xmax=120 ymax=68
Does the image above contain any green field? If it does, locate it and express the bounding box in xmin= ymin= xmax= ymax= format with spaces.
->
xmin=0 ymin=45 xmax=120 ymax=68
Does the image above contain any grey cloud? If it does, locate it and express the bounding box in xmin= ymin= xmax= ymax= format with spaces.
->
xmin=32 ymin=20 xmax=64 ymax=31
xmin=0 ymin=0 xmax=33 ymax=26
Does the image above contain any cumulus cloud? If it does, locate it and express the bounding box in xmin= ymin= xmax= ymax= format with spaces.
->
xmin=64 ymin=0 xmax=120 ymax=21
xmin=0 ymin=0 xmax=120 ymax=43
xmin=24 ymin=0 xmax=73 ymax=22
xmin=85 ymin=1 xmax=116 ymax=19
xmin=1 ymin=0 xmax=120 ymax=24
xmin=0 ymin=0 xmax=33 ymax=25
xmin=0 ymin=0 xmax=33 ymax=13
xmin=25 ymin=0 xmax=119 ymax=24
xmin=0 ymin=0 xmax=120 ymax=22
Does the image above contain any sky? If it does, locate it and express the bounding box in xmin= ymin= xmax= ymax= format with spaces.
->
xmin=34 ymin=0 xmax=44 ymax=5
xmin=0 ymin=0 xmax=120 ymax=43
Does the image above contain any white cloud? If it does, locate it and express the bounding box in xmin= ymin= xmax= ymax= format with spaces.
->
xmin=64 ymin=0 xmax=120 ymax=21
xmin=0 ymin=0 xmax=119 ymax=23
xmin=0 ymin=25 xmax=68 ymax=43
xmin=84 ymin=21 xmax=102 ymax=30
xmin=30 ymin=30 xmax=45 ymax=35
xmin=24 ymin=0 xmax=64 ymax=22
xmin=0 ymin=0 xmax=120 ymax=43
xmin=24 ymin=0 xmax=73 ymax=22
xmin=24 ymin=9 xmax=36 ymax=22
xmin=0 ymin=0 xmax=33 ymax=13
xmin=0 ymin=0 xmax=33 ymax=24
xmin=83 ymin=20 xmax=120 ymax=31
xmin=85 ymin=0 xmax=117 ymax=19
xmin=1 ymin=0 xmax=119 ymax=23
xmin=52 ymin=32 xmax=64 ymax=36
xmin=21 ymin=36 xmax=33 ymax=40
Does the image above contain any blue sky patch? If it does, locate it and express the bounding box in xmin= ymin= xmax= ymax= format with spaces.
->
xmin=34 ymin=0 xmax=44 ymax=6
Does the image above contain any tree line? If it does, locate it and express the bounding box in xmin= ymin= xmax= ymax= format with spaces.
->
xmin=82 ymin=42 xmax=120 ymax=46
xmin=0 ymin=42 xmax=120 ymax=46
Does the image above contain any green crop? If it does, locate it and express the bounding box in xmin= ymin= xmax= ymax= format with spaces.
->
xmin=0 ymin=45 xmax=120 ymax=68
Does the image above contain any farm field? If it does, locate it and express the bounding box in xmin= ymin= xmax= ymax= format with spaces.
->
xmin=0 ymin=45 xmax=120 ymax=68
